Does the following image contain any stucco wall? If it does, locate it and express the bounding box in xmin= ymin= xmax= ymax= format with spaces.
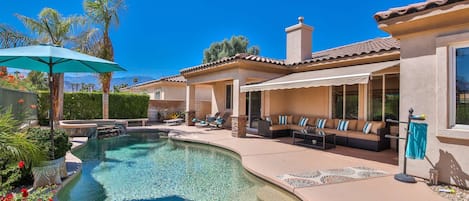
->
xmin=264 ymin=87 xmax=330 ymax=118
xmin=162 ymin=86 xmax=185 ymax=100
xmin=399 ymin=28 xmax=469 ymax=187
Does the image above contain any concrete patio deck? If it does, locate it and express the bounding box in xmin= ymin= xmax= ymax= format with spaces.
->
xmin=152 ymin=124 xmax=445 ymax=201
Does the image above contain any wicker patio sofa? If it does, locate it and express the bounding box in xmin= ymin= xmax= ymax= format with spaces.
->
xmin=258 ymin=114 xmax=390 ymax=151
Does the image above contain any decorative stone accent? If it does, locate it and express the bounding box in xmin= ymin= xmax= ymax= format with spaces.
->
xmin=186 ymin=110 xmax=196 ymax=126
xmin=231 ymin=115 xmax=247 ymax=138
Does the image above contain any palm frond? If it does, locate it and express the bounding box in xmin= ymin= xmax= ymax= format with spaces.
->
xmin=0 ymin=24 xmax=33 ymax=48
xmin=0 ymin=132 xmax=45 ymax=166
xmin=14 ymin=14 xmax=47 ymax=38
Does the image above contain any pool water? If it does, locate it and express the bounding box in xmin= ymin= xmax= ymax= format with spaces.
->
xmin=58 ymin=134 xmax=298 ymax=201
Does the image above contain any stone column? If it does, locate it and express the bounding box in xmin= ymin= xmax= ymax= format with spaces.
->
xmin=232 ymin=115 xmax=247 ymax=137
xmin=185 ymin=85 xmax=196 ymax=126
xmin=231 ymin=79 xmax=247 ymax=137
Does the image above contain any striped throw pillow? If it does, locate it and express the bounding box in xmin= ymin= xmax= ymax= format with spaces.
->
xmin=337 ymin=120 xmax=349 ymax=131
xmin=279 ymin=115 xmax=288 ymax=125
xmin=298 ymin=117 xmax=309 ymax=127
xmin=363 ymin=122 xmax=373 ymax=134
xmin=316 ymin=118 xmax=326 ymax=129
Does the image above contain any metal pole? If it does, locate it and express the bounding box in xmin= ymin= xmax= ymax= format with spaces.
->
xmin=49 ymin=63 xmax=55 ymax=159
xmin=403 ymin=108 xmax=414 ymax=175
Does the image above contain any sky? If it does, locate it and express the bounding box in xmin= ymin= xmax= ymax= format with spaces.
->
xmin=0 ymin=0 xmax=419 ymax=79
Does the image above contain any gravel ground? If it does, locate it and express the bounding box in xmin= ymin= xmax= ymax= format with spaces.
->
xmin=429 ymin=184 xmax=469 ymax=201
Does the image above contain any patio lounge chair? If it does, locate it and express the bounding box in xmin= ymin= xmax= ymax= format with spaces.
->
xmin=192 ymin=112 xmax=220 ymax=127
xmin=208 ymin=112 xmax=231 ymax=129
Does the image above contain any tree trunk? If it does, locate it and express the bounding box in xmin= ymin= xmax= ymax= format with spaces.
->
xmin=52 ymin=73 xmax=64 ymax=122
xmin=102 ymin=92 xmax=109 ymax=119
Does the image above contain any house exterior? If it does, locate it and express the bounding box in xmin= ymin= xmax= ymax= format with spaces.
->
xmin=181 ymin=0 xmax=469 ymax=188
xmin=181 ymin=18 xmax=400 ymax=138
xmin=123 ymin=75 xmax=211 ymax=121
xmin=375 ymin=0 xmax=469 ymax=188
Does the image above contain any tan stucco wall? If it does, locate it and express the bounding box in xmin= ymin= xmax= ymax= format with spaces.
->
xmin=263 ymin=87 xmax=330 ymax=118
xmin=285 ymin=87 xmax=329 ymax=117
xmin=382 ymin=11 xmax=469 ymax=187
xmin=162 ymin=86 xmax=185 ymax=101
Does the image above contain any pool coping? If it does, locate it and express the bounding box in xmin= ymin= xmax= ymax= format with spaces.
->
xmin=57 ymin=137 xmax=88 ymax=194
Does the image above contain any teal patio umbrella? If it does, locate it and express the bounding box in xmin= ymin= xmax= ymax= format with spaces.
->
xmin=0 ymin=44 xmax=126 ymax=158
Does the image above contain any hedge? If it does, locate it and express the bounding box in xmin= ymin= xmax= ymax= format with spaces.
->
xmin=38 ymin=92 xmax=149 ymax=124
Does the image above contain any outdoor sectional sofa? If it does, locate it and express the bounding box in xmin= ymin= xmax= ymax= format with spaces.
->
xmin=258 ymin=114 xmax=390 ymax=151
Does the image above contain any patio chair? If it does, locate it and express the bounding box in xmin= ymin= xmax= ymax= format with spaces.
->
xmin=208 ymin=112 xmax=231 ymax=129
xmin=192 ymin=112 xmax=221 ymax=127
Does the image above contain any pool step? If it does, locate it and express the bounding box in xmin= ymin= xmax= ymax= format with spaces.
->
xmin=256 ymin=186 xmax=298 ymax=201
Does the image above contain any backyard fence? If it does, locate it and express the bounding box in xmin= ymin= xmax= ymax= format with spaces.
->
xmin=37 ymin=91 xmax=149 ymax=125
xmin=0 ymin=87 xmax=38 ymax=121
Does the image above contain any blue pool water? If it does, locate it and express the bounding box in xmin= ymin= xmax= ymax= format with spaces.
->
xmin=58 ymin=134 xmax=297 ymax=201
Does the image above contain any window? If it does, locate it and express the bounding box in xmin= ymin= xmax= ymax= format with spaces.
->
xmin=368 ymin=76 xmax=383 ymax=121
xmin=332 ymin=86 xmax=343 ymax=119
xmin=454 ymin=46 xmax=469 ymax=126
xmin=345 ymin=84 xmax=359 ymax=119
xmin=226 ymin=84 xmax=233 ymax=109
xmin=368 ymin=74 xmax=399 ymax=121
xmin=385 ymin=74 xmax=399 ymax=121
xmin=154 ymin=90 xmax=161 ymax=100
xmin=332 ymin=85 xmax=358 ymax=119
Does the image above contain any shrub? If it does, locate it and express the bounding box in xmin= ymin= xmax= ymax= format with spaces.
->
xmin=0 ymin=108 xmax=43 ymax=194
xmin=26 ymin=128 xmax=72 ymax=160
xmin=38 ymin=91 xmax=149 ymax=124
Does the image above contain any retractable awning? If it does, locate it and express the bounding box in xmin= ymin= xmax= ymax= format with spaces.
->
xmin=241 ymin=60 xmax=399 ymax=92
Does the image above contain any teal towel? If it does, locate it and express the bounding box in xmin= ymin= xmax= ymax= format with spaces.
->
xmin=405 ymin=122 xmax=428 ymax=160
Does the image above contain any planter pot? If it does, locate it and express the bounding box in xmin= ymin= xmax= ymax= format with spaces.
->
xmin=42 ymin=156 xmax=67 ymax=178
xmin=32 ymin=161 xmax=61 ymax=188
xmin=32 ymin=156 xmax=67 ymax=188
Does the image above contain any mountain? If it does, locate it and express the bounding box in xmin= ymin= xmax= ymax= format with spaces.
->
xmin=64 ymin=74 xmax=154 ymax=92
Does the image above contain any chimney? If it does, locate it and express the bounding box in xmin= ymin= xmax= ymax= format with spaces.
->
xmin=285 ymin=16 xmax=314 ymax=64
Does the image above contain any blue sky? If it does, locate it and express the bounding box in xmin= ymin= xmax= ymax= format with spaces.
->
xmin=1 ymin=0 xmax=418 ymax=78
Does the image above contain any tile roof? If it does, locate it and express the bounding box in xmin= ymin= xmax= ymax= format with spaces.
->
xmin=374 ymin=0 xmax=466 ymax=22
xmin=180 ymin=54 xmax=285 ymax=74
xmin=127 ymin=75 xmax=186 ymax=89
xmin=293 ymin=37 xmax=400 ymax=65
xmin=180 ymin=37 xmax=400 ymax=74
xmin=160 ymin=75 xmax=186 ymax=83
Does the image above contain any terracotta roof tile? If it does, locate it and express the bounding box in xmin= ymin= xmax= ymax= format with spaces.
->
xmin=180 ymin=37 xmax=400 ymax=74
xmin=374 ymin=0 xmax=466 ymax=22
xmin=160 ymin=75 xmax=186 ymax=82
xmin=127 ymin=74 xmax=185 ymax=89
xmin=294 ymin=37 xmax=400 ymax=65
xmin=180 ymin=53 xmax=285 ymax=74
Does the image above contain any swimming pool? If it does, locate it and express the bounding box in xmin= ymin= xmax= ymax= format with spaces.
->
xmin=58 ymin=134 xmax=298 ymax=201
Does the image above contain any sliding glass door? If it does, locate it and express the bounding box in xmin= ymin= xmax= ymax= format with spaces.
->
xmin=246 ymin=91 xmax=261 ymax=128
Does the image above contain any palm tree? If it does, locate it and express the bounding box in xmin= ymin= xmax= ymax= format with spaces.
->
xmin=0 ymin=24 xmax=34 ymax=75
xmin=26 ymin=71 xmax=48 ymax=91
xmin=84 ymin=0 xmax=125 ymax=119
xmin=15 ymin=8 xmax=84 ymax=122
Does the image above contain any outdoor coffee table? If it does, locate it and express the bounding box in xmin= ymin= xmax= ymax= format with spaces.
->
xmin=292 ymin=129 xmax=336 ymax=150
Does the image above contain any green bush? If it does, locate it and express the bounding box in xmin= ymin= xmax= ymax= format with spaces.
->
xmin=26 ymin=128 xmax=72 ymax=160
xmin=38 ymin=92 xmax=149 ymax=124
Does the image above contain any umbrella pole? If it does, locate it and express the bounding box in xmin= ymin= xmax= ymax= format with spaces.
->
xmin=48 ymin=64 xmax=55 ymax=160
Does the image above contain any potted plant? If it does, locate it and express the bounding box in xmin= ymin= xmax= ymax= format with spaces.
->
xmin=0 ymin=108 xmax=44 ymax=193
xmin=26 ymin=128 xmax=72 ymax=186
